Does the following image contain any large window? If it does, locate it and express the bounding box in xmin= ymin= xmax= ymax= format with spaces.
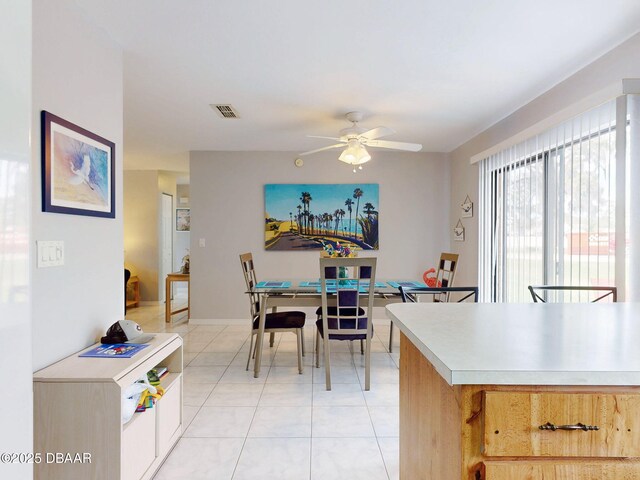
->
xmin=479 ymin=101 xmax=618 ymax=302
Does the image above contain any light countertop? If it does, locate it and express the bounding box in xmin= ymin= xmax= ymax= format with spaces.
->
xmin=386 ymin=302 xmax=640 ymax=386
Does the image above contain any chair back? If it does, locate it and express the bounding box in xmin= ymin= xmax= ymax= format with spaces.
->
xmin=239 ymin=252 xmax=260 ymax=319
xmin=528 ymin=285 xmax=617 ymax=303
xmin=434 ymin=253 xmax=459 ymax=302
xmin=319 ymin=257 xmax=377 ymax=339
xmin=400 ymin=286 xmax=478 ymax=303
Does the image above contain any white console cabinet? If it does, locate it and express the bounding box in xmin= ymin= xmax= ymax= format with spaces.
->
xmin=33 ymin=333 xmax=183 ymax=480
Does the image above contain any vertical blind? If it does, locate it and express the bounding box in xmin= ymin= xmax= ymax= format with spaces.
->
xmin=479 ymin=100 xmax=618 ymax=302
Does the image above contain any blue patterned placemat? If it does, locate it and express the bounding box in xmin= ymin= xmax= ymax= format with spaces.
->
xmin=256 ymin=281 xmax=292 ymax=288
xmin=316 ymin=284 xmax=372 ymax=293
xmin=387 ymin=280 xmax=427 ymax=288
xmin=301 ymin=280 xmax=386 ymax=287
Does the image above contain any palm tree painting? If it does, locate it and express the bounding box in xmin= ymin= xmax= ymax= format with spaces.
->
xmin=264 ymin=184 xmax=379 ymax=251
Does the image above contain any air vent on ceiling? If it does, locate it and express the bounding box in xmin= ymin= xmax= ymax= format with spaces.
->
xmin=210 ymin=104 xmax=240 ymax=119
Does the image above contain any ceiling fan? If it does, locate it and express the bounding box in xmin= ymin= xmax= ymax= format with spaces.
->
xmin=299 ymin=111 xmax=422 ymax=171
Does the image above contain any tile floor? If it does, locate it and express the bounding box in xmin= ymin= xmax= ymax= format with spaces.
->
xmin=127 ymin=298 xmax=400 ymax=480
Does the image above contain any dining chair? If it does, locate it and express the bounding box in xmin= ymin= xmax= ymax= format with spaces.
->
xmin=528 ymin=285 xmax=617 ymax=303
xmin=316 ymin=257 xmax=377 ymax=390
xmin=239 ymin=253 xmax=306 ymax=373
xmin=388 ymin=252 xmax=459 ymax=352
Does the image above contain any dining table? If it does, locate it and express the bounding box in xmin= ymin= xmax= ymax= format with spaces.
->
xmin=247 ymin=279 xmax=424 ymax=378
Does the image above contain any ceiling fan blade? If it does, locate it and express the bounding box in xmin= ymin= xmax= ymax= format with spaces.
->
xmin=299 ymin=143 xmax=345 ymax=156
xmin=359 ymin=126 xmax=395 ymax=141
xmin=307 ymin=135 xmax=342 ymax=141
xmin=366 ymin=139 xmax=422 ymax=152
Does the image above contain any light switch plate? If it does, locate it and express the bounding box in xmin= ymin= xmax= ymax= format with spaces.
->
xmin=37 ymin=240 xmax=64 ymax=267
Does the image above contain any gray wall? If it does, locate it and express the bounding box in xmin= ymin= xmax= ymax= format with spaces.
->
xmin=449 ymin=31 xmax=640 ymax=289
xmin=31 ymin=0 xmax=124 ymax=370
xmin=190 ymin=151 xmax=450 ymax=320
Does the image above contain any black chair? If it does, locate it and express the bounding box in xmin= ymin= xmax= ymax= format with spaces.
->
xmin=316 ymin=257 xmax=377 ymax=390
xmin=399 ymin=285 xmax=479 ymax=304
xmin=239 ymin=253 xmax=306 ymax=373
xmin=528 ymin=285 xmax=617 ymax=303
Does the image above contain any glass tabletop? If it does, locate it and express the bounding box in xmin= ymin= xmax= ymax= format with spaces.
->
xmin=246 ymin=279 xmax=426 ymax=295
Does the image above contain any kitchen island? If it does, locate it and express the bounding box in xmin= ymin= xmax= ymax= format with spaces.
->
xmin=386 ymin=302 xmax=640 ymax=480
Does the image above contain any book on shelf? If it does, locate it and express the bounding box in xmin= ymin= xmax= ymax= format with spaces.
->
xmin=79 ymin=343 xmax=149 ymax=358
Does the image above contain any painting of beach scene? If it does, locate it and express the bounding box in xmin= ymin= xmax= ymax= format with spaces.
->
xmin=265 ymin=184 xmax=379 ymax=251
xmin=42 ymin=111 xmax=115 ymax=218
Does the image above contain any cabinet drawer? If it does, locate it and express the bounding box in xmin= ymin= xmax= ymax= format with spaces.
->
xmin=484 ymin=460 xmax=640 ymax=479
xmin=157 ymin=376 xmax=182 ymax=455
xmin=122 ymin=409 xmax=156 ymax=480
xmin=483 ymin=392 xmax=640 ymax=457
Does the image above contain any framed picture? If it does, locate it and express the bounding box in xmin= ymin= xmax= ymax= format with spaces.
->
xmin=264 ymin=183 xmax=380 ymax=251
xmin=176 ymin=208 xmax=190 ymax=231
xmin=453 ymin=219 xmax=465 ymax=242
xmin=461 ymin=195 xmax=473 ymax=218
xmin=41 ymin=111 xmax=115 ymax=218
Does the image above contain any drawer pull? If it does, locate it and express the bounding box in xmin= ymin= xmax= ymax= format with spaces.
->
xmin=539 ymin=422 xmax=599 ymax=431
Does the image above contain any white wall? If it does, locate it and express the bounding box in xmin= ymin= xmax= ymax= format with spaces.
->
xmin=0 ymin=1 xmax=32 ymax=477
xmin=449 ymin=32 xmax=640 ymax=289
xmin=32 ymin=0 xmax=124 ymax=370
xmin=190 ymin=151 xmax=450 ymax=320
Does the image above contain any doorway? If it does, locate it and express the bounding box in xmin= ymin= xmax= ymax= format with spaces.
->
xmin=160 ymin=193 xmax=173 ymax=303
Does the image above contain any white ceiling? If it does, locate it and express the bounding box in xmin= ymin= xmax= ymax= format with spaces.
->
xmin=74 ymin=0 xmax=640 ymax=171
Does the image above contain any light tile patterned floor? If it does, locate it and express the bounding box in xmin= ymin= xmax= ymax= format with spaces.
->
xmin=127 ymin=300 xmax=400 ymax=480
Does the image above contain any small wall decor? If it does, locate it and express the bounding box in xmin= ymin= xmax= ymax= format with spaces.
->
xmin=264 ymin=183 xmax=379 ymax=251
xmin=41 ymin=111 xmax=115 ymax=218
xmin=461 ymin=195 xmax=473 ymax=218
xmin=176 ymin=208 xmax=190 ymax=231
xmin=453 ymin=219 xmax=465 ymax=242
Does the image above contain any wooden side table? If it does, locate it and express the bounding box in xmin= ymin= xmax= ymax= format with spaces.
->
xmin=165 ymin=273 xmax=190 ymax=323
xmin=126 ymin=275 xmax=140 ymax=308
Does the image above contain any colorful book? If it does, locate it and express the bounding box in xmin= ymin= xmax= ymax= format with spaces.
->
xmin=79 ymin=343 xmax=149 ymax=358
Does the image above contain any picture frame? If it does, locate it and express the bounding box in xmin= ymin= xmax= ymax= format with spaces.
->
xmin=453 ymin=219 xmax=465 ymax=242
xmin=176 ymin=208 xmax=191 ymax=231
xmin=41 ymin=111 xmax=115 ymax=218
xmin=461 ymin=195 xmax=473 ymax=218
xmin=264 ymin=183 xmax=380 ymax=251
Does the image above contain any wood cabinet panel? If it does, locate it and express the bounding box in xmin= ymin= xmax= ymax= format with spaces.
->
xmin=483 ymin=392 xmax=640 ymax=457
xmin=484 ymin=460 xmax=640 ymax=479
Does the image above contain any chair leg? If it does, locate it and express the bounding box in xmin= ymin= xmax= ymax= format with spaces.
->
xmin=323 ymin=334 xmax=332 ymax=391
xmin=269 ymin=331 xmax=275 ymax=348
xmin=296 ymin=329 xmax=303 ymax=374
xmin=315 ymin=330 xmax=320 ymax=368
xmin=388 ymin=322 xmax=394 ymax=353
xmin=246 ymin=332 xmax=255 ymax=371
xmin=301 ymin=327 xmax=305 ymax=357
xmin=360 ymin=339 xmax=364 ymax=355
xmin=364 ymin=336 xmax=372 ymax=391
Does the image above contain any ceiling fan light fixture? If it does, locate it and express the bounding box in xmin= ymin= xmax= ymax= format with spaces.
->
xmin=338 ymin=140 xmax=371 ymax=165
